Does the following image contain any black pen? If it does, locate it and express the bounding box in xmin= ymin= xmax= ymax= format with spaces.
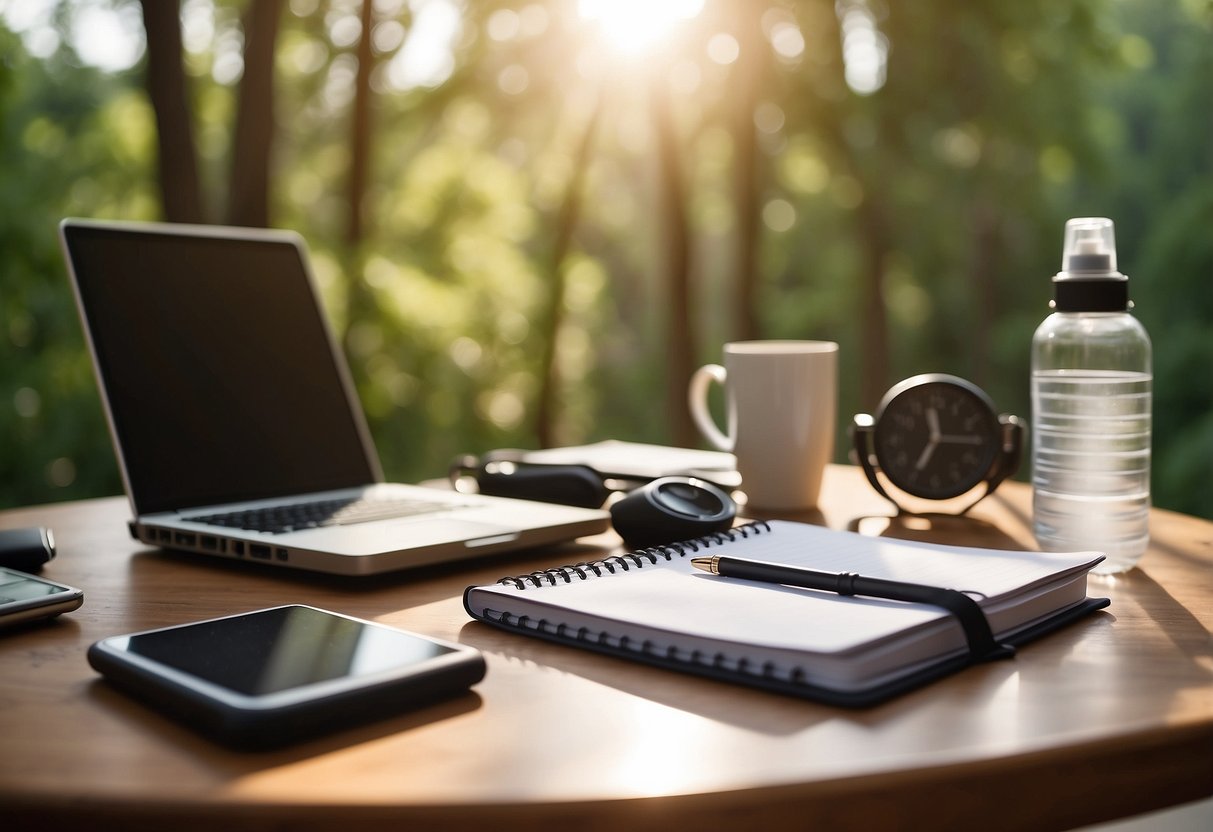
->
xmin=690 ymin=554 xmax=1014 ymax=660
xmin=691 ymin=555 xmax=954 ymax=606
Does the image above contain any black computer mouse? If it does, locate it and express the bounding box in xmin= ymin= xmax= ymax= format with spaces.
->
xmin=0 ymin=527 xmax=56 ymax=573
xmin=610 ymin=477 xmax=736 ymax=549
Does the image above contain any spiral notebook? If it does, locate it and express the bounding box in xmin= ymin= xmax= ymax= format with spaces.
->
xmin=463 ymin=521 xmax=1109 ymax=706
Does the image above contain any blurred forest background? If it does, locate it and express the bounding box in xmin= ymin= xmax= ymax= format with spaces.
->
xmin=1 ymin=0 xmax=1210 ymax=518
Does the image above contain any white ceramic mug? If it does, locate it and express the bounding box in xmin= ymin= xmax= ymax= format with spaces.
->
xmin=688 ymin=341 xmax=838 ymax=511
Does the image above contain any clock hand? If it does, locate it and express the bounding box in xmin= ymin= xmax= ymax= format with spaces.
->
xmin=915 ymin=444 xmax=936 ymax=470
xmin=914 ymin=407 xmax=942 ymax=470
xmin=926 ymin=407 xmax=941 ymax=440
xmin=915 ymin=436 xmax=939 ymax=470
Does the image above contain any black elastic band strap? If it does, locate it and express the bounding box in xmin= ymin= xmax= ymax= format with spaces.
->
xmin=841 ymin=573 xmax=1014 ymax=662
xmin=919 ymin=587 xmax=1015 ymax=662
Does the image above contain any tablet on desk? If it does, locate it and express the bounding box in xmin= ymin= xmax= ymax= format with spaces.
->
xmin=88 ymin=605 xmax=486 ymax=749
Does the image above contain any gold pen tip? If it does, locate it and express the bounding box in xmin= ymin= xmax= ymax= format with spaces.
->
xmin=690 ymin=556 xmax=719 ymax=574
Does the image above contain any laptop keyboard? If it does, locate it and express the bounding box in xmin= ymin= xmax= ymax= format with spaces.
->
xmin=184 ymin=496 xmax=454 ymax=535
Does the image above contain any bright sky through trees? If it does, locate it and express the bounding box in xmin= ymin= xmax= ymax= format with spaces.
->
xmin=2 ymin=0 xmax=144 ymax=71
xmin=577 ymin=0 xmax=703 ymax=53
xmin=0 ymin=0 xmax=464 ymax=90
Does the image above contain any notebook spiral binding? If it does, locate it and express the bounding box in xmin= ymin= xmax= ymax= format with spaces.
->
xmin=498 ymin=520 xmax=773 ymax=590
xmin=485 ymin=605 xmax=791 ymax=679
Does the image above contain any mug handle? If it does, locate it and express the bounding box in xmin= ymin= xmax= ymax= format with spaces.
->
xmin=688 ymin=364 xmax=733 ymax=452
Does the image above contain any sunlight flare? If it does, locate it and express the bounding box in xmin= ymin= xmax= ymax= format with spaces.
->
xmin=578 ymin=0 xmax=704 ymax=54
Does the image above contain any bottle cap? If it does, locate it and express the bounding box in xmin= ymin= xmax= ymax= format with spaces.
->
xmin=1052 ymin=217 xmax=1130 ymax=312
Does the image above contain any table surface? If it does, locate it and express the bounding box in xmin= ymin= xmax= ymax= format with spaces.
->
xmin=2 ymin=464 xmax=1211 ymax=831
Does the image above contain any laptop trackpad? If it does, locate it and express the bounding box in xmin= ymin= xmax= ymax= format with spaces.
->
xmin=298 ymin=519 xmax=521 ymax=554
xmin=389 ymin=519 xmax=520 ymax=548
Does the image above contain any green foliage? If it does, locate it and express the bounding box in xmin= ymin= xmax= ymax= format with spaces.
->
xmin=0 ymin=22 xmax=156 ymax=507
xmin=1134 ymin=188 xmax=1213 ymax=519
xmin=0 ymin=0 xmax=1209 ymax=520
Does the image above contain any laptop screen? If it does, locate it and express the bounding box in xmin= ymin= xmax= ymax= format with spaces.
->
xmin=62 ymin=222 xmax=378 ymax=515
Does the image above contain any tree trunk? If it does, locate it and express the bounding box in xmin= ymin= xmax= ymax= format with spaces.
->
xmin=138 ymin=0 xmax=204 ymax=224
xmin=535 ymin=98 xmax=602 ymax=448
xmin=817 ymin=3 xmax=891 ymax=410
xmin=227 ymin=0 xmax=284 ymax=228
xmin=970 ymin=199 xmax=999 ymax=387
xmin=346 ymin=0 xmax=377 ymax=246
xmin=856 ymin=199 xmax=891 ymax=409
xmin=731 ymin=6 xmax=764 ymax=343
xmin=651 ymin=76 xmax=696 ymax=447
xmin=339 ymin=0 xmax=379 ymax=374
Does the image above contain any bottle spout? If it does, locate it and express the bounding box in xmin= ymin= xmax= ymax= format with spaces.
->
xmin=1061 ymin=217 xmax=1119 ymax=276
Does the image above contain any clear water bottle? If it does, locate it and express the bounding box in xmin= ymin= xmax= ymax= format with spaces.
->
xmin=1031 ymin=217 xmax=1152 ymax=573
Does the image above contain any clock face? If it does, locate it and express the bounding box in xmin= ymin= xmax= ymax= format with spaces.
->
xmin=872 ymin=377 xmax=1000 ymax=500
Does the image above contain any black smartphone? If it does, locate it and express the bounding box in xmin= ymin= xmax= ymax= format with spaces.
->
xmin=88 ymin=605 xmax=485 ymax=749
xmin=0 ymin=566 xmax=83 ymax=628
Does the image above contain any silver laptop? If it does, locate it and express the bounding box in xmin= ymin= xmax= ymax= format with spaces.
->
xmin=59 ymin=219 xmax=609 ymax=576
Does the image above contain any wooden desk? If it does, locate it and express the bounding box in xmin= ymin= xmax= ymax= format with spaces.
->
xmin=2 ymin=465 xmax=1210 ymax=831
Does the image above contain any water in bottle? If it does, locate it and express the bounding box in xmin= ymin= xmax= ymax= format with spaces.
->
xmin=1031 ymin=218 xmax=1152 ymax=573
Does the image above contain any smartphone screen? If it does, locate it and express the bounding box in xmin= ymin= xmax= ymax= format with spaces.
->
xmin=114 ymin=605 xmax=456 ymax=696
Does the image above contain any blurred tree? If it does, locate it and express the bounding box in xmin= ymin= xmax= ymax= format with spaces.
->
xmin=338 ymin=0 xmax=381 ymax=379
xmin=652 ymin=68 xmax=697 ymax=447
xmin=227 ymin=0 xmax=283 ymax=227
xmin=138 ymin=0 xmax=283 ymax=227
xmin=345 ymin=0 xmax=375 ymax=246
xmin=535 ymin=94 xmax=601 ymax=448
xmin=728 ymin=3 xmax=765 ymax=343
xmin=138 ymin=0 xmax=204 ymax=222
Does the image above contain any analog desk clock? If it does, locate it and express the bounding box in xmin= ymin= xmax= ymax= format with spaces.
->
xmin=851 ymin=374 xmax=1025 ymax=515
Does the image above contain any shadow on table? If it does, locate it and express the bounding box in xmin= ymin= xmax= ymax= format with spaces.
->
xmin=844 ymin=511 xmax=1028 ymax=551
xmin=85 ymin=676 xmax=483 ymax=770
xmin=457 ymin=618 xmax=1031 ymax=737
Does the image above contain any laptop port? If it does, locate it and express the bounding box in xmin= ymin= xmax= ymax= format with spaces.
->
xmin=157 ymin=528 xmax=172 ymax=542
xmin=200 ymin=535 xmax=219 ymax=551
xmin=174 ymin=532 xmax=196 ymax=547
xmin=232 ymin=541 xmax=245 ymax=556
xmin=249 ymin=543 xmax=271 ymax=559
xmin=275 ymin=548 xmax=288 ymax=561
